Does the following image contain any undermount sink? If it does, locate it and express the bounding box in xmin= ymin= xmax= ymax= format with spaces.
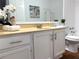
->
xmin=2 ymin=25 xmax=21 ymax=31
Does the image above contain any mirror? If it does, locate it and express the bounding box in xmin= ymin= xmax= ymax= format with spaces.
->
xmin=8 ymin=0 xmax=63 ymax=23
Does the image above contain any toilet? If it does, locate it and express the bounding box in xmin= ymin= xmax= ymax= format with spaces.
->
xmin=65 ymin=35 xmax=79 ymax=53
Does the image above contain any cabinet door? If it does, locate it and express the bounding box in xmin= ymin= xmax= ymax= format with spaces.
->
xmin=54 ymin=29 xmax=65 ymax=58
xmin=34 ymin=31 xmax=53 ymax=59
xmin=1 ymin=46 xmax=31 ymax=59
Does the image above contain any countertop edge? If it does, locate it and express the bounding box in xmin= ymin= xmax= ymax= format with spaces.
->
xmin=0 ymin=26 xmax=66 ymax=36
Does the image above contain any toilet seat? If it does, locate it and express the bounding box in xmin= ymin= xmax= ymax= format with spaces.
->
xmin=65 ymin=35 xmax=79 ymax=53
xmin=65 ymin=35 xmax=79 ymax=42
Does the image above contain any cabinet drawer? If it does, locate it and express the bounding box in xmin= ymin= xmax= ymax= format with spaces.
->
xmin=0 ymin=33 xmax=31 ymax=50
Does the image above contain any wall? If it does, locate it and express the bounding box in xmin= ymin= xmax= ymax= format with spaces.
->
xmin=9 ymin=0 xmax=52 ymax=22
xmin=9 ymin=0 xmax=64 ymax=22
xmin=9 ymin=0 xmax=27 ymax=22
xmin=64 ymin=0 xmax=79 ymax=35
xmin=51 ymin=0 xmax=63 ymax=20
xmin=24 ymin=0 xmax=52 ymax=22
xmin=64 ymin=0 xmax=75 ymax=27
xmin=63 ymin=0 xmax=75 ymax=34
xmin=63 ymin=0 xmax=79 ymax=35
xmin=75 ymin=0 xmax=79 ymax=35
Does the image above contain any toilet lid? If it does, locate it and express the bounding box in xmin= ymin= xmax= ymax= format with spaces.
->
xmin=65 ymin=35 xmax=79 ymax=42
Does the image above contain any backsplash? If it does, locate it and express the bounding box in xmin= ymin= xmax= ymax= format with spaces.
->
xmin=19 ymin=23 xmax=53 ymax=28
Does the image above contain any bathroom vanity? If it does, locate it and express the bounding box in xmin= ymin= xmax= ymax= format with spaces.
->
xmin=0 ymin=26 xmax=66 ymax=59
xmin=34 ymin=29 xmax=65 ymax=59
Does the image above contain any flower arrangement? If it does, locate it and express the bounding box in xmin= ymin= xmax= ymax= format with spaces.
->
xmin=0 ymin=4 xmax=16 ymax=25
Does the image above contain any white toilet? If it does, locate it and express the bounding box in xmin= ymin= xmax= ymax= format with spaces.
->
xmin=65 ymin=35 xmax=79 ymax=53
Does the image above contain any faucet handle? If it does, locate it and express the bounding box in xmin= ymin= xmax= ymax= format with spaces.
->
xmin=36 ymin=24 xmax=42 ymax=28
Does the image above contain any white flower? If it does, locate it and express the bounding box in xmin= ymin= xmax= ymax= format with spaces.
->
xmin=0 ymin=9 xmax=4 ymax=19
xmin=0 ymin=9 xmax=7 ymax=19
xmin=4 ymin=4 xmax=16 ymax=13
xmin=0 ymin=9 xmax=3 ymax=16
xmin=3 ymin=5 xmax=9 ymax=12
xmin=9 ymin=4 xmax=16 ymax=12
xmin=2 ymin=11 xmax=7 ymax=19
xmin=0 ymin=4 xmax=16 ymax=20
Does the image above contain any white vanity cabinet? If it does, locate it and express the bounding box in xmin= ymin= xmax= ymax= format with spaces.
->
xmin=33 ymin=31 xmax=54 ymax=59
xmin=0 ymin=27 xmax=65 ymax=59
xmin=0 ymin=33 xmax=32 ymax=59
xmin=0 ymin=45 xmax=31 ymax=59
xmin=53 ymin=29 xmax=65 ymax=58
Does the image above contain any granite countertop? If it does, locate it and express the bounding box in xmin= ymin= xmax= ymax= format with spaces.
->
xmin=0 ymin=26 xmax=66 ymax=36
